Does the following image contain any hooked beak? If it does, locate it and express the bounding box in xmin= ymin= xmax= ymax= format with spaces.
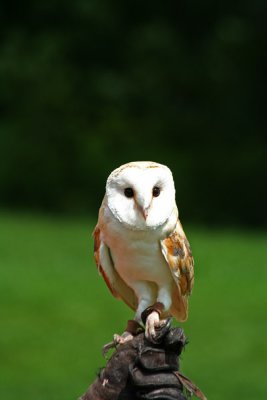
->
xmin=142 ymin=208 xmax=148 ymax=221
xmin=141 ymin=206 xmax=150 ymax=220
xmin=135 ymin=196 xmax=151 ymax=221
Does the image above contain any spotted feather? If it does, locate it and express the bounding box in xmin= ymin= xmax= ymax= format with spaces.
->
xmin=160 ymin=219 xmax=194 ymax=321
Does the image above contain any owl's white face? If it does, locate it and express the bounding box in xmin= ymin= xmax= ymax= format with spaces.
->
xmin=105 ymin=161 xmax=177 ymax=230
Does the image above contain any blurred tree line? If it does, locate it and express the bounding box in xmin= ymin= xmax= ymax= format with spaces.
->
xmin=0 ymin=0 xmax=266 ymax=226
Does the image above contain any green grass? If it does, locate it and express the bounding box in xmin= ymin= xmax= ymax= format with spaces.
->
xmin=0 ymin=212 xmax=266 ymax=400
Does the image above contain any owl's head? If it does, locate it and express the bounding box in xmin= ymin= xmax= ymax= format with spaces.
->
xmin=105 ymin=161 xmax=177 ymax=230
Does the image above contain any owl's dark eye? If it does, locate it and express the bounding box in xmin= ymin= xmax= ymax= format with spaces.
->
xmin=152 ymin=186 xmax=161 ymax=197
xmin=124 ymin=187 xmax=134 ymax=198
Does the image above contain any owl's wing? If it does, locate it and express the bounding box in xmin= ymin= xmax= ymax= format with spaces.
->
xmin=160 ymin=219 xmax=194 ymax=321
xmin=93 ymin=226 xmax=138 ymax=311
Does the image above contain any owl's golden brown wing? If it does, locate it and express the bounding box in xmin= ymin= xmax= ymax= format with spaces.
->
xmin=160 ymin=219 xmax=194 ymax=321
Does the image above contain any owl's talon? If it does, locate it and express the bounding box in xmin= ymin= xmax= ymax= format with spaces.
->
xmin=102 ymin=341 xmax=116 ymax=357
xmin=113 ymin=332 xmax=134 ymax=345
xmin=154 ymin=317 xmax=173 ymax=342
xmin=145 ymin=312 xmax=173 ymax=344
xmin=145 ymin=311 xmax=160 ymax=342
xmin=102 ymin=332 xmax=134 ymax=357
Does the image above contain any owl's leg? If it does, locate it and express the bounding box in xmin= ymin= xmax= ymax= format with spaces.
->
xmin=157 ymin=285 xmax=172 ymax=316
xmin=132 ymin=281 xmax=157 ymax=324
xmin=132 ymin=281 xmax=171 ymax=341
xmin=144 ymin=284 xmax=172 ymax=341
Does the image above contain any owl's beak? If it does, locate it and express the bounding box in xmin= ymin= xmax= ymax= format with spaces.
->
xmin=141 ymin=207 xmax=149 ymax=220
xmin=135 ymin=195 xmax=151 ymax=220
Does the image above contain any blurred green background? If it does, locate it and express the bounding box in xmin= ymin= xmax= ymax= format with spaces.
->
xmin=0 ymin=1 xmax=266 ymax=399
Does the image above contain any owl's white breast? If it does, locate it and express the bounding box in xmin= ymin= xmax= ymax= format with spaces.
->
xmin=99 ymin=204 xmax=177 ymax=289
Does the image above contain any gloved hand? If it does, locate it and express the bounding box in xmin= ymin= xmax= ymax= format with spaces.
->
xmin=80 ymin=317 xmax=206 ymax=400
xmin=129 ymin=324 xmax=187 ymax=400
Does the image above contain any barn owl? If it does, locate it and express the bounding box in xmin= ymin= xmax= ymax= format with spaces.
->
xmin=93 ymin=161 xmax=194 ymax=348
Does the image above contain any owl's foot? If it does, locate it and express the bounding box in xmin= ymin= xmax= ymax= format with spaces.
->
xmin=102 ymin=320 xmax=144 ymax=357
xmin=141 ymin=303 xmax=173 ymax=344
xmin=145 ymin=314 xmax=173 ymax=343
xmin=145 ymin=311 xmax=161 ymax=341
xmin=102 ymin=331 xmax=134 ymax=357
xmin=114 ymin=331 xmax=134 ymax=345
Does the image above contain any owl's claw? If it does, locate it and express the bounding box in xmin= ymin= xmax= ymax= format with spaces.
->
xmin=102 ymin=331 xmax=134 ymax=357
xmin=145 ymin=313 xmax=172 ymax=344
xmin=113 ymin=332 xmax=134 ymax=345
xmin=102 ymin=340 xmax=116 ymax=357
xmin=153 ymin=317 xmax=173 ymax=342
xmin=145 ymin=311 xmax=161 ymax=342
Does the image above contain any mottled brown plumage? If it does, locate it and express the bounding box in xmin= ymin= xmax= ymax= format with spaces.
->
xmin=160 ymin=219 xmax=194 ymax=321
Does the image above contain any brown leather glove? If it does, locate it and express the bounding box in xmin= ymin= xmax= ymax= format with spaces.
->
xmin=80 ymin=319 xmax=206 ymax=400
xmin=129 ymin=329 xmax=187 ymax=400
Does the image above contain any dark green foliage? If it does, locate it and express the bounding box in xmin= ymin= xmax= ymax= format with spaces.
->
xmin=0 ymin=1 xmax=266 ymax=225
